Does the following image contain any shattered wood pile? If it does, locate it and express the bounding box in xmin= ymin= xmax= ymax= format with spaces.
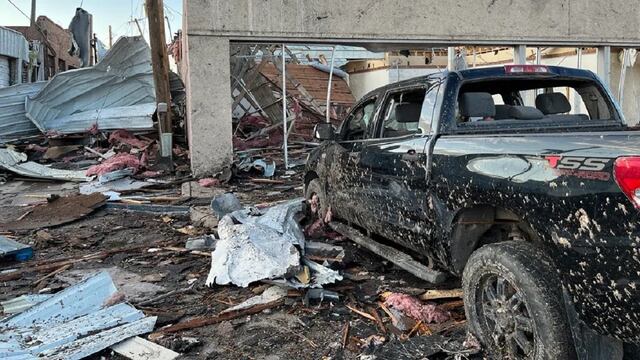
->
xmin=230 ymin=44 xmax=354 ymax=152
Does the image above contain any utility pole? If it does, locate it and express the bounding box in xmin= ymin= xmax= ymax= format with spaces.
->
xmin=30 ymin=0 xmax=36 ymax=27
xmin=145 ymin=0 xmax=173 ymax=170
xmin=108 ymin=25 xmax=113 ymax=48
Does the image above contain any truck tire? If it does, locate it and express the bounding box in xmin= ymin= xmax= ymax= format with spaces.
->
xmin=462 ymin=241 xmax=577 ymax=360
xmin=305 ymin=179 xmax=327 ymax=220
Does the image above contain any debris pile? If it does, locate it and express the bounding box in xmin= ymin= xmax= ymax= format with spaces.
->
xmin=0 ymin=36 xmax=189 ymax=189
xmin=0 ymin=272 xmax=158 ymax=359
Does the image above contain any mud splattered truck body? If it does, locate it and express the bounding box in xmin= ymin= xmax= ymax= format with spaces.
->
xmin=305 ymin=65 xmax=640 ymax=359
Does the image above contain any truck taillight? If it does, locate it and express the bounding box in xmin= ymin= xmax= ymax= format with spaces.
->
xmin=614 ymin=157 xmax=640 ymax=209
xmin=504 ymin=65 xmax=549 ymax=74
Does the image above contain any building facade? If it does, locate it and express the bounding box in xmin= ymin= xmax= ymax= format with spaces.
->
xmin=10 ymin=16 xmax=81 ymax=81
xmin=0 ymin=26 xmax=29 ymax=87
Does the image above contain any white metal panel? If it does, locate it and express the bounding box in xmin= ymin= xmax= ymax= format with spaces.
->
xmin=0 ymin=26 xmax=28 ymax=60
xmin=0 ymin=56 xmax=10 ymax=87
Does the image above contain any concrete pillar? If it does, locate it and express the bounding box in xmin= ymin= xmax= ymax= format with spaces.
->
xmin=597 ymin=46 xmax=611 ymax=90
xmin=184 ymin=34 xmax=233 ymax=176
xmin=514 ymin=45 xmax=527 ymax=64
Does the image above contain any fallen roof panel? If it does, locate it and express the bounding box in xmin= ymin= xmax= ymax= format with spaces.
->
xmin=25 ymin=36 xmax=156 ymax=134
xmin=0 ymin=82 xmax=46 ymax=144
xmin=0 ymin=271 xmax=157 ymax=359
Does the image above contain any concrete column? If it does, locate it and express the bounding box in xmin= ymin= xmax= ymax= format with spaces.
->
xmin=184 ymin=34 xmax=233 ymax=176
xmin=514 ymin=45 xmax=527 ymax=64
xmin=597 ymin=46 xmax=611 ymax=90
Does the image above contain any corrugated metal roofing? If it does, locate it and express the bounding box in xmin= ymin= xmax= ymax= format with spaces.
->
xmin=0 ymin=271 xmax=157 ymax=359
xmin=26 ymin=36 xmax=156 ymax=134
xmin=0 ymin=82 xmax=46 ymax=144
xmin=0 ymin=26 xmax=28 ymax=60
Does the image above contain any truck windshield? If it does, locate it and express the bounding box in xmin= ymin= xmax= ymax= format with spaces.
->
xmin=455 ymin=78 xmax=622 ymax=126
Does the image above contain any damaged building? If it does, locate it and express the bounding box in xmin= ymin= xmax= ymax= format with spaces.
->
xmin=0 ymin=1 xmax=640 ymax=359
xmin=10 ymin=16 xmax=82 ymax=81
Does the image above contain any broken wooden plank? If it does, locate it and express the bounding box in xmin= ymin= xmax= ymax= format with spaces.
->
xmin=111 ymin=336 xmax=179 ymax=360
xmin=345 ymin=304 xmax=377 ymax=322
xmin=329 ymin=222 xmax=447 ymax=284
xmin=159 ymin=298 xmax=285 ymax=333
xmin=419 ymin=289 xmax=463 ymax=301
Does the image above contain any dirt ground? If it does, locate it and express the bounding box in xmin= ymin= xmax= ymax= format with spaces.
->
xmin=0 ymin=177 xmax=482 ymax=360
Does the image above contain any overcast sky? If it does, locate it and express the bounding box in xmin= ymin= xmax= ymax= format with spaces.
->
xmin=1 ymin=0 xmax=182 ymax=46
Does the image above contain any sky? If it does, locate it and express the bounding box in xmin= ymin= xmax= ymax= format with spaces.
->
xmin=1 ymin=0 xmax=182 ymax=47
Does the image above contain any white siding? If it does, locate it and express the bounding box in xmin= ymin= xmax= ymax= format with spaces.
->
xmin=0 ymin=56 xmax=10 ymax=87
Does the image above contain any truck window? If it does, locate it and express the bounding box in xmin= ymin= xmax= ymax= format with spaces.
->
xmin=378 ymin=88 xmax=427 ymax=138
xmin=342 ymin=99 xmax=376 ymax=141
xmin=455 ymin=78 xmax=618 ymax=126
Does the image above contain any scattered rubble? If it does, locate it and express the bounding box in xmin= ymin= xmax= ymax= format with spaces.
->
xmin=0 ymin=193 xmax=106 ymax=231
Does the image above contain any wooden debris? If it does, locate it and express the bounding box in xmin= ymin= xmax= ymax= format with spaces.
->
xmin=33 ymin=264 xmax=72 ymax=286
xmin=419 ymin=289 xmax=463 ymax=301
xmin=345 ymin=304 xmax=377 ymax=322
xmin=249 ymin=178 xmax=286 ymax=184
xmin=367 ymin=305 xmax=387 ymax=334
xmin=159 ymin=298 xmax=285 ymax=333
xmin=341 ymin=322 xmax=350 ymax=349
xmin=440 ymin=299 xmax=465 ymax=311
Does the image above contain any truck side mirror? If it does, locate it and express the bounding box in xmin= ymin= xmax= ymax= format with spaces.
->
xmin=314 ymin=123 xmax=335 ymax=141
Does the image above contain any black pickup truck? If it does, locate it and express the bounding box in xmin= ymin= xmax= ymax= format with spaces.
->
xmin=304 ymin=65 xmax=640 ymax=359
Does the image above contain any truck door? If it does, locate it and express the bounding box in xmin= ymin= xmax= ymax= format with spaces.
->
xmin=356 ymin=81 xmax=442 ymax=253
xmin=326 ymin=96 xmax=379 ymax=226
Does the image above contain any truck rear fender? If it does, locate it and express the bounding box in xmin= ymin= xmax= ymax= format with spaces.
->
xmin=447 ymin=204 xmax=542 ymax=274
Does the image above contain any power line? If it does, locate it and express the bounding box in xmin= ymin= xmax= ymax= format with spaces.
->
xmin=164 ymin=3 xmax=182 ymax=16
xmin=6 ymin=0 xmax=31 ymax=21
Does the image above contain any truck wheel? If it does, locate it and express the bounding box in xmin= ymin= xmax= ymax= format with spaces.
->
xmin=462 ymin=241 xmax=576 ymax=360
xmin=305 ymin=179 xmax=327 ymax=220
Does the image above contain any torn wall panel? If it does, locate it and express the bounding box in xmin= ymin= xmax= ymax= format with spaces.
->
xmin=0 ymin=82 xmax=46 ymax=144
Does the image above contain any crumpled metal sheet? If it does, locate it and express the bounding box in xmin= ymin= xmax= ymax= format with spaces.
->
xmin=206 ymin=200 xmax=305 ymax=287
xmin=25 ymin=36 xmax=156 ymax=134
xmin=0 ymin=271 xmax=157 ymax=360
xmin=206 ymin=199 xmax=343 ymax=289
xmin=0 ymin=82 xmax=46 ymax=144
xmin=237 ymin=157 xmax=276 ymax=177
xmin=0 ymin=148 xmax=90 ymax=182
